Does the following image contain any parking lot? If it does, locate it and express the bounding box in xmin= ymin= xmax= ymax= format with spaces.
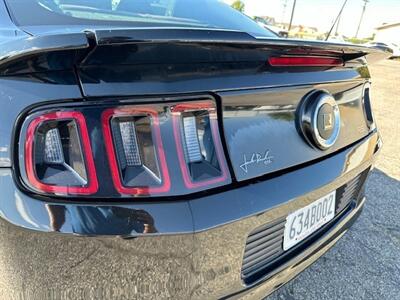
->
xmin=267 ymin=59 xmax=400 ymax=300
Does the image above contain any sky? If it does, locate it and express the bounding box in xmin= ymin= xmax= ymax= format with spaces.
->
xmin=223 ymin=0 xmax=400 ymax=38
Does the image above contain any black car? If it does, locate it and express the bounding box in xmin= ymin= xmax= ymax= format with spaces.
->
xmin=0 ymin=0 xmax=386 ymax=299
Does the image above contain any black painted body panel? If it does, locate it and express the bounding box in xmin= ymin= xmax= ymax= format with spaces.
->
xmin=0 ymin=7 xmax=384 ymax=299
xmin=0 ymin=72 xmax=82 ymax=167
xmin=220 ymin=81 xmax=370 ymax=181
xmin=0 ymin=131 xmax=380 ymax=299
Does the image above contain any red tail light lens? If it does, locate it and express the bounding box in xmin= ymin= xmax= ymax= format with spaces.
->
xmin=24 ymin=111 xmax=98 ymax=195
xmin=171 ymin=101 xmax=230 ymax=189
xmin=268 ymin=56 xmax=343 ymax=67
xmin=102 ymin=107 xmax=170 ymax=196
xmin=19 ymin=99 xmax=231 ymax=199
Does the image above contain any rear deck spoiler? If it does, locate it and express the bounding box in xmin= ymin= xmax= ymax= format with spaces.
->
xmin=0 ymin=33 xmax=89 ymax=75
xmin=0 ymin=28 xmax=390 ymax=75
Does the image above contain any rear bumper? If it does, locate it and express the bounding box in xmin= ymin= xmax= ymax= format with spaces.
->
xmin=223 ymin=197 xmax=365 ymax=299
xmin=0 ymin=131 xmax=380 ymax=299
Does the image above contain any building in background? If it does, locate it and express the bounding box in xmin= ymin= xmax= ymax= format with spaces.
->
xmin=375 ymin=22 xmax=400 ymax=44
xmin=253 ymin=16 xmax=289 ymax=37
xmin=289 ymin=25 xmax=324 ymax=40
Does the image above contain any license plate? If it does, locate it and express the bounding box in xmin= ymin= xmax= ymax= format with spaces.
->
xmin=283 ymin=191 xmax=336 ymax=251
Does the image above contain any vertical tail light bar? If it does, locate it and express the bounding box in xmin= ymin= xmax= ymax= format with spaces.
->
xmin=102 ymin=107 xmax=170 ymax=196
xmin=171 ymin=101 xmax=230 ymax=189
xmin=362 ymin=82 xmax=375 ymax=129
xmin=24 ymin=111 xmax=98 ymax=195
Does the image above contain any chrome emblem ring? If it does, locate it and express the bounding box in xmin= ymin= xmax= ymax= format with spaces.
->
xmin=297 ymin=91 xmax=341 ymax=150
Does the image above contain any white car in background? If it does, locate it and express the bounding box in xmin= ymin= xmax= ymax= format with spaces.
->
xmin=388 ymin=43 xmax=400 ymax=58
xmin=366 ymin=42 xmax=400 ymax=58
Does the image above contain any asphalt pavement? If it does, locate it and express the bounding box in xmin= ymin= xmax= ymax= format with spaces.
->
xmin=267 ymin=59 xmax=400 ymax=300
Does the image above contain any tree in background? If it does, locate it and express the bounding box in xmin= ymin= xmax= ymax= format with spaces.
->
xmin=231 ymin=0 xmax=245 ymax=13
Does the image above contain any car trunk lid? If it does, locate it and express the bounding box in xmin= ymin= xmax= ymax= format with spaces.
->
xmin=0 ymin=29 xmax=385 ymax=181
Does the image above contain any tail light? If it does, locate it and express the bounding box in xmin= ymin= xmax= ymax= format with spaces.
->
xmin=24 ymin=112 xmax=98 ymax=195
xmin=18 ymin=99 xmax=231 ymax=198
xmin=172 ymin=101 xmax=230 ymax=189
xmin=102 ymin=107 xmax=170 ymax=196
xmin=268 ymin=56 xmax=343 ymax=67
xmin=362 ymin=83 xmax=375 ymax=129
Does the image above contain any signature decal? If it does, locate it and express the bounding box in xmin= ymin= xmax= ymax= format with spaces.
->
xmin=240 ymin=150 xmax=273 ymax=173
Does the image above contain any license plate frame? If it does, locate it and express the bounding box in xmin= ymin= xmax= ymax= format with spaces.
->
xmin=283 ymin=191 xmax=336 ymax=251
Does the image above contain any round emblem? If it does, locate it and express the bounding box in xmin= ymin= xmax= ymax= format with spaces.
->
xmin=297 ymin=91 xmax=341 ymax=150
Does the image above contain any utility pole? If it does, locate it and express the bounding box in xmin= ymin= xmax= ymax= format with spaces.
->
xmin=355 ymin=0 xmax=369 ymax=38
xmin=288 ymin=0 xmax=297 ymax=31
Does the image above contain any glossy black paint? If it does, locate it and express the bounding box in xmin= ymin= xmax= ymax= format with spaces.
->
xmin=0 ymin=25 xmax=390 ymax=75
xmin=0 ymin=127 xmax=377 ymax=234
xmin=77 ymin=29 xmax=381 ymax=97
xmin=79 ymin=65 xmax=366 ymax=98
xmin=0 ymin=130 xmax=380 ymax=299
xmin=220 ymin=81 xmax=370 ymax=181
xmin=0 ymin=38 xmax=374 ymax=167
xmin=189 ymin=131 xmax=379 ymax=231
xmin=0 ymin=5 xmax=384 ymax=299
xmin=88 ymin=28 xmax=387 ymax=56
xmin=0 ymin=30 xmax=88 ymax=75
xmin=0 ymin=72 xmax=81 ymax=167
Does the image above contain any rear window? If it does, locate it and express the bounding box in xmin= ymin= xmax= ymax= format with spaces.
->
xmin=5 ymin=0 xmax=275 ymax=37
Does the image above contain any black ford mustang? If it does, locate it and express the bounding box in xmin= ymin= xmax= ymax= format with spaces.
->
xmin=0 ymin=0 xmax=386 ymax=299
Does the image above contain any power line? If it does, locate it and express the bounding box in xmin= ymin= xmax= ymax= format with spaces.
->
xmin=325 ymin=0 xmax=348 ymax=41
xmin=355 ymin=0 xmax=369 ymax=38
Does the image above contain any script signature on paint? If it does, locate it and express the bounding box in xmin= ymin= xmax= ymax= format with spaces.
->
xmin=240 ymin=150 xmax=273 ymax=173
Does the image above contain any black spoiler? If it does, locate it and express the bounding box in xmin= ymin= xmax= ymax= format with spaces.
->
xmin=0 ymin=28 xmax=390 ymax=75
